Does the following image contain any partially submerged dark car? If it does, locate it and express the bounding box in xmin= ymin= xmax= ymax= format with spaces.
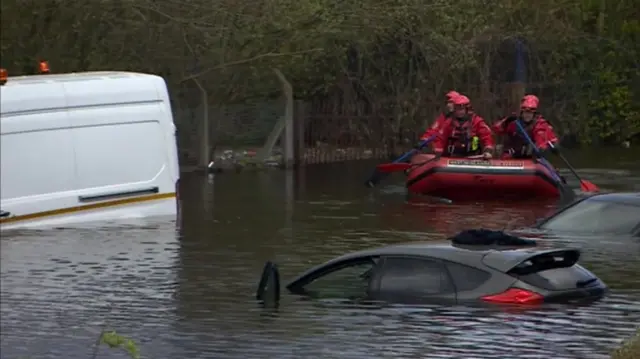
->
xmin=257 ymin=235 xmax=608 ymax=306
xmin=535 ymin=192 xmax=640 ymax=236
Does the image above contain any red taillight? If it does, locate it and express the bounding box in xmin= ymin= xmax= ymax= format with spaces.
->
xmin=481 ymin=288 xmax=543 ymax=305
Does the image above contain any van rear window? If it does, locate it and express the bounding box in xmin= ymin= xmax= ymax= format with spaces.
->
xmin=517 ymin=265 xmax=597 ymax=290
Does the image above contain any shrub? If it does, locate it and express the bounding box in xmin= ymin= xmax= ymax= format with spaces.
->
xmin=612 ymin=329 xmax=640 ymax=359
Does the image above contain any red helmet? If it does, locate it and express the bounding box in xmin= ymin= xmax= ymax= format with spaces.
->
xmin=445 ymin=91 xmax=460 ymax=102
xmin=521 ymin=95 xmax=540 ymax=111
xmin=452 ymin=94 xmax=470 ymax=106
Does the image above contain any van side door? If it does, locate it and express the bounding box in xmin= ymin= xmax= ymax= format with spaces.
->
xmin=1 ymin=81 xmax=76 ymax=221
xmin=63 ymin=79 xmax=172 ymax=202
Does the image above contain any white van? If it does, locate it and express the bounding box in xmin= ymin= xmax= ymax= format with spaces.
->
xmin=0 ymin=70 xmax=180 ymax=231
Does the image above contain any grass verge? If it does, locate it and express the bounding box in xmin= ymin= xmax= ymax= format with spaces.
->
xmin=612 ymin=329 xmax=640 ymax=359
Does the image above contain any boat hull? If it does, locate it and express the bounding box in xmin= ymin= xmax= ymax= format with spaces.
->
xmin=405 ymin=154 xmax=561 ymax=200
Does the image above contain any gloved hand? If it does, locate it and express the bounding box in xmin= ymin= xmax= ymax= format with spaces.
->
xmin=546 ymin=141 xmax=560 ymax=154
xmin=482 ymin=149 xmax=493 ymax=160
xmin=502 ymin=115 xmax=519 ymax=130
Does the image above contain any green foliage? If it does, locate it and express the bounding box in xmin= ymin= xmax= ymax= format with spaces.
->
xmin=99 ymin=331 xmax=140 ymax=359
xmin=14 ymin=330 xmax=141 ymax=359
xmin=612 ymin=329 xmax=640 ymax=359
xmin=585 ymin=70 xmax=639 ymax=144
xmin=1 ymin=0 xmax=638 ymax=145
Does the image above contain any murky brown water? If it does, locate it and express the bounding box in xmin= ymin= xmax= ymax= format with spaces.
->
xmin=2 ymin=150 xmax=640 ymax=359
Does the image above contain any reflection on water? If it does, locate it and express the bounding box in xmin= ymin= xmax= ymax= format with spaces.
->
xmin=0 ymin=221 xmax=181 ymax=358
xmin=1 ymin=158 xmax=640 ymax=359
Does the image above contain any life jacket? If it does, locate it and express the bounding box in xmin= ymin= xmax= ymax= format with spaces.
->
xmin=505 ymin=118 xmax=537 ymax=158
xmin=445 ymin=117 xmax=482 ymax=157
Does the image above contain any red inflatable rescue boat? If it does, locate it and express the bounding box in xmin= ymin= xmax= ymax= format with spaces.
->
xmin=405 ymin=154 xmax=561 ymax=201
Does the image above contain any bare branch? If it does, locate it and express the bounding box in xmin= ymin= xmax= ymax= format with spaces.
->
xmin=180 ymin=48 xmax=324 ymax=83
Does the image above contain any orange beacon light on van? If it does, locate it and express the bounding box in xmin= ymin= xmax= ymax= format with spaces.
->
xmin=39 ymin=61 xmax=50 ymax=74
xmin=0 ymin=68 xmax=7 ymax=85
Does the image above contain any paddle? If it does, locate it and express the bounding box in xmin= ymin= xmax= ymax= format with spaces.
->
xmin=375 ymin=154 xmax=486 ymax=174
xmin=513 ymin=119 xmax=570 ymax=193
xmin=376 ymin=162 xmax=413 ymax=173
xmin=365 ymin=136 xmax=435 ymax=187
xmin=546 ymin=142 xmax=599 ymax=192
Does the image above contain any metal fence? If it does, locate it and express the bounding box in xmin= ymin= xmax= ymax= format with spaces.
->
xmin=299 ymin=79 xmax=639 ymax=164
xmin=298 ymin=82 xmax=520 ymax=164
xmin=171 ymin=78 xmax=639 ymax=169
xmin=174 ymin=99 xmax=285 ymax=167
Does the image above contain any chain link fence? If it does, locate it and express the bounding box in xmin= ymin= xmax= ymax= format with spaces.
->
xmin=173 ymin=97 xmax=286 ymax=169
xmin=300 ymin=79 xmax=640 ymax=164
xmin=169 ymin=77 xmax=639 ymax=169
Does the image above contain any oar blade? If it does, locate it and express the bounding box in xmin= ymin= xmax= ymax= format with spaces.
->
xmin=365 ymin=162 xmax=410 ymax=187
xmin=376 ymin=163 xmax=412 ymax=173
xmin=580 ymin=180 xmax=600 ymax=193
xmin=365 ymin=137 xmax=434 ymax=188
xmin=365 ymin=171 xmax=383 ymax=187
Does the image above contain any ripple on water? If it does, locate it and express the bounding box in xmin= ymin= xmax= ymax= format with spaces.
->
xmin=1 ymin=172 xmax=640 ymax=359
xmin=1 ymin=221 xmax=181 ymax=359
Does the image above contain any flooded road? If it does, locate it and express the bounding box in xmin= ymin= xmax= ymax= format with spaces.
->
xmin=2 ymin=151 xmax=640 ymax=359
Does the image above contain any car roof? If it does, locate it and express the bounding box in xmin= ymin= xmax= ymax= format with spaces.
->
xmin=285 ymin=241 xmax=582 ymax=290
xmin=331 ymin=241 xmax=533 ymax=261
xmin=584 ymin=192 xmax=640 ymax=206
xmin=291 ymin=241 xmax=550 ymax=276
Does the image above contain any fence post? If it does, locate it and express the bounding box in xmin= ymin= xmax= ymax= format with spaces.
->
xmin=508 ymin=83 xmax=526 ymax=111
xmin=273 ymin=68 xmax=295 ymax=169
xmin=294 ymin=100 xmax=307 ymax=166
xmin=192 ymin=79 xmax=210 ymax=169
xmin=510 ymin=38 xmax=527 ymax=111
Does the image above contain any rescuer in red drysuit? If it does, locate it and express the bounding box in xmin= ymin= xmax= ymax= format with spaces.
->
xmin=430 ymin=95 xmax=495 ymax=159
xmin=419 ymin=90 xmax=460 ymax=142
xmin=493 ymin=94 xmax=559 ymax=159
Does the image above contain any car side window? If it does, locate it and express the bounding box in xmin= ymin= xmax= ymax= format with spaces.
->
xmin=444 ymin=261 xmax=491 ymax=292
xmin=302 ymin=258 xmax=378 ymax=299
xmin=376 ymin=256 xmax=454 ymax=298
xmin=633 ymin=221 xmax=640 ymax=237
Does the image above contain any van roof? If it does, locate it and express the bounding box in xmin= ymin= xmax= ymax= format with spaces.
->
xmin=2 ymin=71 xmax=159 ymax=85
xmin=0 ymin=71 xmax=168 ymax=116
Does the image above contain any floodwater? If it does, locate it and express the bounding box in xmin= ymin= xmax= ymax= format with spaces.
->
xmin=2 ymin=149 xmax=640 ymax=359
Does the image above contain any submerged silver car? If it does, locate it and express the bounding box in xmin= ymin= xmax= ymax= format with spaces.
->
xmin=535 ymin=192 xmax=640 ymax=236
xmin=256 ymin=240 xmax=608 ymax=306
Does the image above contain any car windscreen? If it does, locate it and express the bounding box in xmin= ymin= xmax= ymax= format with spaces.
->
xmin=540 ymin=200 xmax=640 ymax=234
xmin=517 ymin=265 xmax=598 ymax=290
